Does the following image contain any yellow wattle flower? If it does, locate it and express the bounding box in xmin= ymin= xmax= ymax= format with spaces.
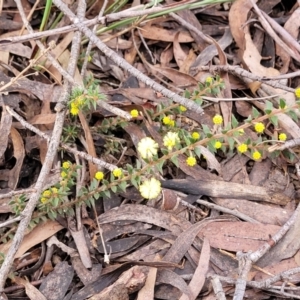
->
xmin=213 ymin=114 xmax=223 ymax=125
xmin=186 ymin=156 xmax=196 ymax=166
xmin=139 ymin=178 xmax=161 ymax=199
xmin=137 ymin=137 xmax=158 ymax=160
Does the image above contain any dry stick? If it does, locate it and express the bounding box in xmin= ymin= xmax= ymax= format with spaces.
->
xmin=196 ymin=199 xmax=260 ymax=223
xmin=202 ymin=94 xmax=284 ymax=102
xmin=250 ymin=0 xmax=300 ymax=62
xmin=51 ymin=0 xmax=203 ymax=114
xmin=6 ymin=106 xmax=118 ymax=171
xmin=260 ymin=9 xmax=300 ymax=56
xmin=138 ymin=28 xmax=156 ymax=64
xmin=209 ymin=275 xmax=226 ymax=300
xmin=169 ymin=11 xmax=213 ymax=45
xmin=0 ymin=2 xmax=131 ymax=120
xmin=0 ymin=216 xmax=22 ymax=229
xmin=0 ymin=47 xmax=54 ymax=93
xmin=0 ymin=2 xmax=82 ymax=293
xmin=262 ymin=70 xmax=300 ymax=80
xmin=197 ymin=65 xmax=295 ymax=92
xmin=218 ymin=273 xmax=300 ymax=298
xmin=72 ymin=0 xmax=85 ymax=233
xmin=0 ymin=188 xmax=36 ymax=200
xmin=232 ymin=202 xmax=300 ymax=300
xmin=81 ymin=0 xmax=109 ymax=77
xmin=18 ymin=0 xmax=40 ymax=36
xmin=0 ymin=5 xmax=185 ymax=45
xmin=47 ymin=236 xmax=77 ymax=256
xmin=268 ymin=138 xmax=300 ymax=152
xmin=177 ymin=191 xmax=259 ymax=223
xmin=75 ymin=154 xmax=83 ymax=231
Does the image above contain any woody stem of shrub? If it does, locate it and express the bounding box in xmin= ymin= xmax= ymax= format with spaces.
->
xmin=0 ymin=0 xmax=84 ymax=292
xmin=25 ymin=105 xmax=297 ymax=223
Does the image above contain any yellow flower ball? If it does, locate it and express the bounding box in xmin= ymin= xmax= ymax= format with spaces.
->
xmin=51 ymin=187 xmax=58 ymax=194
xmin=213 ymin=114 xmax=223 ymax=125
xmin=139 ymin=178 xmax=161 ymax=199
xmin=205 ymin=76 xmax=213 ymax=84
xmin=254 ymin=122 xmax=265 ymax=133
xmin=191 ymin=132 xmax=200 ymax=140
xmin=75 ymin=96 xmax=84 ymax=106
xmin=163 ymin=132 xmax=180 ymax=151
xmin=278 ymin=133 xmax=287 ymax=141
xmin=214 ymin=141 xmax=222 ymax=149
xmin=186 ymin=156 xmax=196 ymax=167
xmin=70 ymin=106 xmax=79 ymax=116
xmin=95 ymin=171 xmax=104 ymax=180
xmin=295 ymin=87 xmax=300 ymax=98
xmin=113 ymin=168 xmax=123 ymax=178
xmin=238 ymin=129 xmax=244 ymax=135
xmin=252 ymin=151 xmax=261 ymax=160
xmin=169 ymin=120 xmax=175 ymax=127
xmin=137 ymin=137 xmax=158 ymax=159
xmin=237 ymin=144 xmax=248 ymax=153
xmin=62 ymin=161 xmax=71 ymax=169
xmin=163 ymin=116 xmax=171 ymax=125
xmin=179 ymin=105 xmax=187 ymax=112
xmin=40 ymin=197 xmax=48 ymax=204
xmin=130 ymin=109 xmax=139 ymax=118
xmin=61 ymin=171 xmax=68 ymax=178
xmin=42 ymin=190 xmax=51 ymax=197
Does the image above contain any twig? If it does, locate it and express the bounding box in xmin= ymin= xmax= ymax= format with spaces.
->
xmin=218 ymin=275 xmax=300 ymax=298
xmin=80 ymin=0 xmax=109 ymax=77
xmin=6 ymin=106 xmax=118 ymax=171
xmin=47 ymin=236 xmax=77 ymax=256
xmin=268 ymin=138 xmax=300 ymax=152
xmin=169 ymin=11 xmax=213 ymax=45
xmin=6 ymin=106 xmax=50 ymax=142
xmin=72 ymin=0 xmax=86 ymax=233
xmin=0 ymin=188 xmax=36 ymax=200
xmin=18 ymin=0 xmax=40 ymax=36
xmin=196 ymin=199 xmax=260 ymax=223
xmin=209 ymin=275 xmax=226 ymax=300
xmin=177 ymin=191 xmax=259 ymax=223
xmin=51 ymin=0 xmax=204 ymax=114
xmin=232 ymin=202 xmax=300 ymax=299
xmin=202 ymin=94 xmax=285 ymax=102
xmin=138 ymin=28 xmax=156 ymax=64
xmin=250 ymin=0 xmax=300 ymax=62
xmin=0 ymin=3 xmax=203 ymax=46
xmin=261 ymin=70 xmax=300 ymax=80
xmin=195 ymin=65 xmax=295 ymax=92
xmin=0 ymin=5 xmax=131 ymax=121
xmin=260 ymin=9 xmax=300 ymax=55
xmin=0 ymin=47 xmax=53 ymax=93
xmin=0 ymin=216 xmax=22 ymax=229
xmin=0 ymin=0 xmax=82 ymax=291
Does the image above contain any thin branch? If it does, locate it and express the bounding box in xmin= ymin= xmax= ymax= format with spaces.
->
xmin=262 ymin=70 xmax=300 ymax=80
xmin=52 ymin=0 xmax=203 ymax=113
xmin=0 ymin=216 xmax=22 ymax=229
xmin=196 ymin=65 xmax=295 ymax=92
xmin=232 ymin=202 xmax=300 ymax=300
xmin=6 ymin=106 xmax=118 ymax=171
xmin=0 ymin=4 xmax=199 ymax=46
xmin=0 ymin=0 xmax=82 ymax=290
xmin=0 ymin=188 xmax=36 ymax=200
xmin=170 ymin=11 xmax=213 ymax=45
xmin=81 ymin=0 xmax=109 ymax=77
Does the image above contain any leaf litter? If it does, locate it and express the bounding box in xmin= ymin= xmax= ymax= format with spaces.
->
xmin=1 ymin=0 xmax=300 ymax=299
